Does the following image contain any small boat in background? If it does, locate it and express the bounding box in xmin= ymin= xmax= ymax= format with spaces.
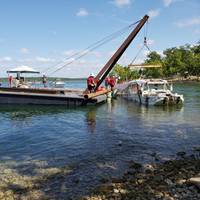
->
xmin=54 ymin=79 xmax=65 ymax=88
xmin=119 ymin=79 xmax=184 ymax=106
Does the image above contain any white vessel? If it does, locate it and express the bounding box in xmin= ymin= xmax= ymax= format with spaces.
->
xmin=54 ymin=80 xmax=65 ymax=88
xmin=120 ymin=79 xmax=184 ymax=106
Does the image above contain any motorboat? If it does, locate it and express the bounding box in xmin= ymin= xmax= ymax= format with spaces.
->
xmin=54 ymin=80 xmax=65 ymax=88
xmin=120 ymin=79 xmax=184 ymax=106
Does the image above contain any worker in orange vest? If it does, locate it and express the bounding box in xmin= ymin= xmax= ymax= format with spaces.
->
xmin=108 ymin=75 xmax=116 ymax=90
xmin=87 ymin=73 xmax=96 ymax=93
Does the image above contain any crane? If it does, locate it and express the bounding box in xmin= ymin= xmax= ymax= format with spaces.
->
xmin=92 ymin=15 xmax=149 ymax=92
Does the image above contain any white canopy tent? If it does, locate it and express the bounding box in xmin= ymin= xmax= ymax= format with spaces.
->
xmin=7 ymin=66 xmax=40 ymax=74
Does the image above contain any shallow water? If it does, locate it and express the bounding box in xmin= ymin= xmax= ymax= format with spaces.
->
xmin=0 ymin=82 xmax=199 ymax=199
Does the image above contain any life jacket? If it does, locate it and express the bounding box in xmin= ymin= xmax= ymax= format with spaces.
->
xmin=87 ymin=76 xmax=95 ymax=86
xmin=105 ymin=77 xmax=110 ymax=85
xmin=108 ymin=77 xmax=116 ymax=87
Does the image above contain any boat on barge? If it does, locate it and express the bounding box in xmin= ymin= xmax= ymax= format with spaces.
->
xmin=120 ymin=79 xmax=184 ymax=106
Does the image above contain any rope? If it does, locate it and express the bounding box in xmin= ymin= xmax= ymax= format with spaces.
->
xmin=46 ymin=19 xmax=141 ymax=76
xmin=144 ymin=19 xmax=152 ymax=52
xmin=129 ymin=19 xmax=152 ymax=65
xmin=129 ymin=45 xmax=144 ymax=65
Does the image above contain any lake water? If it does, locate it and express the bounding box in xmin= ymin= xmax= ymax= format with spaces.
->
xmin=0 ymin=81 xmax=200 ymax=199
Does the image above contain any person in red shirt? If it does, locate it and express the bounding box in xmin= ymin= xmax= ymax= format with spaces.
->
xmin=8 ymin=75 xmax=13 ymax=88
xmin=105 ymin=77 xmax=110 ymax=89
xmin=87 ymin=73 xmax=96 ymax=93
xmin=108 ymin=75 xmax=116 ymax=90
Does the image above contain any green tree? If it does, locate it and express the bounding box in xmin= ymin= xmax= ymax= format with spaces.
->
xmin=111 ymin=64 xmax=139 ymax=82
xmin=163 ymin=47 xmax=185 ymax=77
xmin=143 ymin=51 xmax=163 ymax=78
xmin=110 ymin=43 xmax=200 ymax=80
xmin=191 ymin=43 xmax=200 ymax=77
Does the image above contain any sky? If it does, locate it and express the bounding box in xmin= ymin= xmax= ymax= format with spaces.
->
xmin=0 ymin=0 xmax=199 ymax=78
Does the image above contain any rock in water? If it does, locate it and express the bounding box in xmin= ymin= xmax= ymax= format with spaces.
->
xmin=188 ymin=177 xmax=200 ymax=189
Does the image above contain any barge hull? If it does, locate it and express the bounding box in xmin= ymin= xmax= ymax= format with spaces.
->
xmin=0 ymin=92 xmax=107 ymax=106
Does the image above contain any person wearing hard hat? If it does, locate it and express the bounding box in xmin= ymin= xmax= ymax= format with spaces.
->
xmin=87 ymin=73 xmax=96 ymax=93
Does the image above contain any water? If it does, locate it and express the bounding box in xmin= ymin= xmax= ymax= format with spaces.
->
xmin=0 ymin=78 xmax=86 ymax=89
xmin=0 ymin=81 xmax=200 ymax=199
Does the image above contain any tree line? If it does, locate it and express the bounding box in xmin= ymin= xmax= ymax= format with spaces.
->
xmin=112 ymin=43 xmax=200 ymax=81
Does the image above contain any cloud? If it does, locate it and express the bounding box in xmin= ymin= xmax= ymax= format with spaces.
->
xmin=17 ymin=58 xmax=32 ymax=62
xmin=112 ymin=0 xmax=131 ymax=8
xmin=62 ymin=57 xmax=75 ymax=62
xmin=20 ymin=48 xmax=30 ymax=54
xmin=148 ymin=9 xmax=160 ymax=18
xmin=63 ymin=50 xmax=102 ymax=58
xmin=163 ymin=0 xmax=173 ymax=7
xmin=90 ymin=51 xmax=102 ymax=58
xmin=175 ymin=16 xmax=200 ymax=27
xmin=35 ymin=57 xmax=55 ymax=63
xmin=156 ymin=50 xmax=164 ymax=57
xmin=146 ymin=39 xmax=155 ymax=46
xmin=76 ymin=8 xmax=89 ymax=17
xmin=63 ymin=50 xmax=76 ymax=56
xmin=143 ymin=50 xmax=150 ymax=56
xmin=0 ymin=56 xmax=12 ymax=62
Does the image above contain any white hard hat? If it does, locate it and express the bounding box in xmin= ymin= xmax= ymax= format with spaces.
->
xmin=90 ymin=73 xmax=94 ymax=77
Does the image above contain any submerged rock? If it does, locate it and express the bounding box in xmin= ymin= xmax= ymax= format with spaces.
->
xmin=188 ymin=177 xmax=200 ymax=189
xmin=83 ymin=156 xmax=200 ymax=200
xmin=176 ymin=151 xmax=186 ymax=157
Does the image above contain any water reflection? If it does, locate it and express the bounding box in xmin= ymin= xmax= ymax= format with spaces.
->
xmin=107 ymin=98 xmax=116 ymax=113
xmin=86 ymin=107 xmax=97 ymax=133
xmin=122 ymin=98 xmax=184 ymax=121
xmin=0 ymin=105 xmax=69 ymax=119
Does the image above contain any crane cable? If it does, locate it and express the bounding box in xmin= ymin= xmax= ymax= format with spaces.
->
xmin=47 ymin=19 xmax=141 ymax=76
xmin=144 ymin=20 xmax=152 ymax=52
xmin=129 ymin=20 xmax=151 ymax=65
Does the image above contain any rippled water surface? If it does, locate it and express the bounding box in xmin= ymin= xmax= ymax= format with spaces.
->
xmin=0 ymin=82 xmax=200 ymax=199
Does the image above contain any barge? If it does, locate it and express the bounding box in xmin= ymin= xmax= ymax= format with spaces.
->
xmin=0 ymin=87 xmax=108 ymax=106
xmin=0 ymin=15 xmax=149 ymax=106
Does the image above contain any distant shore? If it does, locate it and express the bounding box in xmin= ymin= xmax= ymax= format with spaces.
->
xmin=0 ymin=75 xmax=199 ymax=82
xmin=166 ymin=76 xmax=200 ymax=83
xmin=0 ymin=77 xmax=87 ymax=81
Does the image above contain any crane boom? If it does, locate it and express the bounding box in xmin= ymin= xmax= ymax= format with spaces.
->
xmin=93 ymin=15 xmax=149 ymax=91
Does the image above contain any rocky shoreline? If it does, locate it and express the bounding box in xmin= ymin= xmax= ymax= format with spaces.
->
xmin=83 ymin=153 xmax=200 ymax=200
xmin=0 ymin=151 xmax=199 ymax=200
